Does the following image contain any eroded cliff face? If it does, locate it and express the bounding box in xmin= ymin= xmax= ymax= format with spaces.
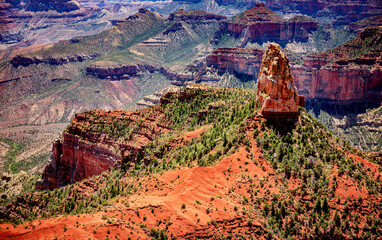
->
xmin=35 ymin=136 xmax=121 ymax=189
xmin=168 ymin=9 xmax=226 ymax=21
xmin=206 ymin=47 xmax=264 ymax=76
xmin=11 ymin=53 xmax=99 ymax=68
xmin=257 ymin=43 xmax=303 ymax=120
xmin=198 ymin=27 xmax=381 ymax=105
xmin=292 ymin=26 xmax=382 ymax=104
xmin=36 ymin=109 xmax=169 ymax=190
xmin=212 ymin=3 xmax=318 ymax=45
xmin=266 ymin=0 xmax=380 ymax=16
xmin=86 ymin=62 xmax=159 ymax=80
xmin=26 ymin=0 xmax=80 ymax=13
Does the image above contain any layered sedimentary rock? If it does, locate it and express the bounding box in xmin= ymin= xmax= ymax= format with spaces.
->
xmin=349 ymin=15 xmax=382 ymax=32
xmin=130 ymin=8 xmax=221 ymax=63
xmin=35 ymin=136 xmax=120 ymax=190
xmin=168 ymin=9 xmax=226 ymax=21
xmin=206 ymin=47 xmax=264 ymax=76
xmin=257 ymin=43 xmax=304 ymax=120
xmin=213 ymin=3 xmax=318 ymax=45
xmin=36 ymin=109 xmax=169 ymax=190
xmin=292 ymin=26 xmax=382 ymax=104
xmin=215 ymin=0 xmax=258 ymax=8
xmin=11 ymin=53 xmax=99 ymax=67
xmin=26 ymin=0 xmax=81 ymax=13
xmin=86 ymin=62 xmax=158 ymax=80
xmin=265 ymin=0 xmax=381 ymax=16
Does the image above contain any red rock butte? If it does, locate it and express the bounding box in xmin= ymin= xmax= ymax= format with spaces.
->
xmin=212 ymin=3 xmax=318 ymax=44
xmin=257 ymin=43 xmax=304 ymax=121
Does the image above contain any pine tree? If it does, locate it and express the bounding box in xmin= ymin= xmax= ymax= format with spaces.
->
xmin=315 ymin=196 xmax=322 ymax=213
xmin=334 ymin=212 xmax=341 ymax=227
xmin=322 ymin=195 xmax=330 ymax=214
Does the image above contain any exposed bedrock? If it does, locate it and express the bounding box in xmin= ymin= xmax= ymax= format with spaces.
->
xmin=212 ymin=3 xmax=318 ymax=45
xmin=256 ymin=43 xmax=304 ymax=120
xmin=206 ymin=47 xmax=264 ymax=76
xmin=11 ymin=54 xmax=99 ymax=67
xmin=36 ymin=109 xmax=169 ymax=190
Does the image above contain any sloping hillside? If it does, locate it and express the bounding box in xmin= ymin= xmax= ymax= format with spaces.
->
xmin=0 ymin=85 xmax=381 ymax=239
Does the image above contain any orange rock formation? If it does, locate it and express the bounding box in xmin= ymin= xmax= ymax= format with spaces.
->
xmin=257 ymin=43 xmax=303 ymax=120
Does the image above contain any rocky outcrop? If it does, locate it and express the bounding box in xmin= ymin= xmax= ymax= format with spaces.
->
xmin=35 ymin=134 xmax=120 ymax=190
xmin=292 ymin=26 xmax=382 ymax=104
xmin=349 ymin=15 xmax=382 ymax=32
xmin=215 ymin=0 xmax=258 ymax=8
xmin=86 ymin=63 xmax=158 ymax=80
xmin=265 ymin=0 xmax=381 ymax=16
xmin=11 ymin=53 xmax=99 ymax=67
xmin=25 ymin=0 xmax=81 ymax=13
xmin=135 ymin=85 xmax=182 ymax=109
xmin=206 ymin=47 xmax=264 ymax=76
xmin=212 ymin=3 xmax=318 ymax=45
xmin=257 ymin=43 xmax=304 ymax=120
xmin=160 ymin=67 xmax=219 ymax=86
xmin=36 ymin=109 xmax=169 ymax=190
xmin=168 ymin=9 xmax=226 ymax=21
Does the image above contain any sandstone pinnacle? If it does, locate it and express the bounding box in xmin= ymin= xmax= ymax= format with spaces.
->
xmin=257 ymin=43 xmax=304 ymax=120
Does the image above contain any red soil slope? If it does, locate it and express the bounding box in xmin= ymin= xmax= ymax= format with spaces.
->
xmin=1 ymin=122 xmax=380 ymax=239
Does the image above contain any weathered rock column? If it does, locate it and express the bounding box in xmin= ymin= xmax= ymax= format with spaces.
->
xmin=257 ymin=43 xmax=304 ymax=120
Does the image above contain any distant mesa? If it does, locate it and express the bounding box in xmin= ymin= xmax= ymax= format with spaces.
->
xmin=25 ymin=0 xmax=81 ymax=13
xmin=212 ymin=3 xmax=318 ymax=45
xmin=265 ymin=0 xmax=381 ymax=16
xmin=231 ymin=2 xmax=284 ymax=23
xmin=257 ymin=43 xmax=304 ymax=121
xmin=168 ymin=8 xmax=226 ymax=21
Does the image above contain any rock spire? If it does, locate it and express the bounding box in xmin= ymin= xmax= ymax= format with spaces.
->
xmin=257 ymin=43 xmax=304 ymax=120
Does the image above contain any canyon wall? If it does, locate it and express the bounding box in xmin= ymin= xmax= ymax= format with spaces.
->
xmin=35 ymin=135 xmax=120 ymax=189
xmin=207 ymin=26 xmax=381 ymax=105
xmin=292 ymin=26 xmax=382 ymax=104
xmin=168 ymin=9 xmax=226 ymax=21
xmin=36 ymin=109 xmax=169 ymax=190
xmin=86 ymin=63 xmax=159 ymax=80
xmin=265 ymin=0 xmax=380 ymax=16
xmin=212 ymin=3 xmax=318 ymax=45
xmin=206 ymin=47 xmax=264 ymax=76
xmin=26 ymin=0 xmax=81 ymax=13
xmin=11 ymin=54 xmax=99 ymax=67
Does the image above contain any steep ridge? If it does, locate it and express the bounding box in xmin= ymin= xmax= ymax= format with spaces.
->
xmin=85 ymin=62 xmax=159 ymax=80
xmin=0 ymin=85 xmax=381 ymax=239
xmin=83 ymin=8 xmax=227 ymax=89
xmin=36 ymin=108 xmax=170 ymax=189
xmin=212 ymin=3 xmax=318 ymax=45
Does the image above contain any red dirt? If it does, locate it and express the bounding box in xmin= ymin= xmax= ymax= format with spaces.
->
xmin=349 ymin=153 xmax=379 ymax=171
xmin=330 ymin=165 xmax=368 ymax=199
xmin=0 ymin=145 xmax=270 ymax=239
xmin=1 ymin=118 xmax=380 ymax=239
xmin=180 ymin=125 xmax=211 ymax=142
